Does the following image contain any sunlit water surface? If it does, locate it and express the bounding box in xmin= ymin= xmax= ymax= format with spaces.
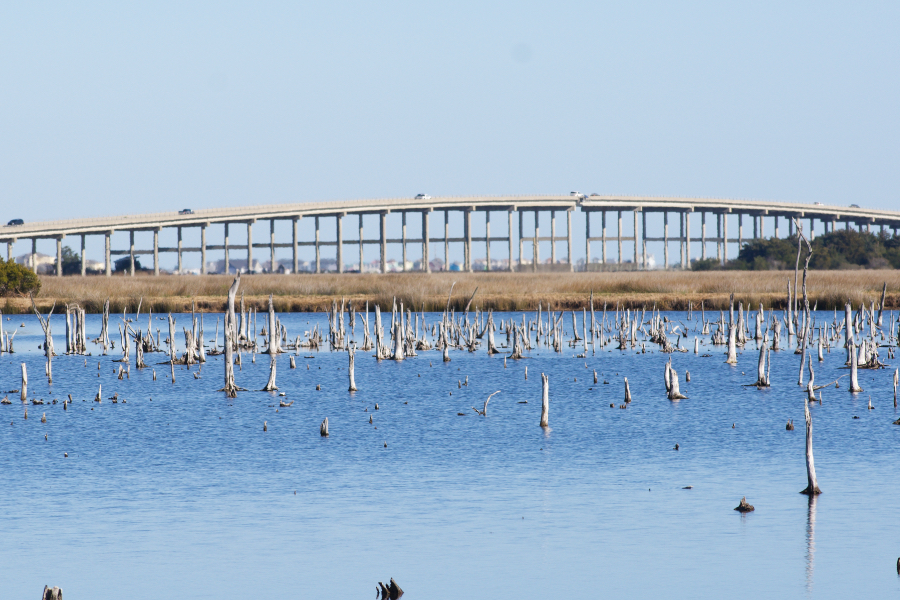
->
xmin=2 ymin=311 xmax=899 ymax=599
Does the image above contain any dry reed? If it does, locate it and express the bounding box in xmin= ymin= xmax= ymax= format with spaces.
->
xmin=7 ymin=270 xmax=900 ymax=313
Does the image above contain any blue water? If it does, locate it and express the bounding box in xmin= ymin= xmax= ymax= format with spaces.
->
xmin=1 ymin=311 xmax=899 ymax=599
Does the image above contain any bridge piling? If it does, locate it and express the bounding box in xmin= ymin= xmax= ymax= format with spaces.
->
xmin=336 ymin=214 xmax=343 ymax=274
xmin=601 ymin=211 xmax=607 ymax=264
xmin=641 ymin=211 xmax=648 ymax=269
xmin=485 ymin=211 xmax=491 ymax=271
xmin=585 ymin=211 xmax=591 ymax=269
xmin=679 ymin=213 xmax=685 ymax=269
xmin=201 ymin=224 xmax=207 ymax=275
xmin=633 ymin=210 xmax=639 ymax=268
xmin=423 ymin=210 xmax=430 ymax=273
xmin=723 ymin=213 xmax=729 ymax=264
xmin=444 ymin=211 xmax=450 ymax=272
xmin=292 ymin=217 xmax=299 ymax=274
xmin=550 ymin=210 xmax=556 ymax=265
xmin=507 ymin=209 xmax=514 ymax=272
xmin=358 ymin=214 xmax=364 ymax=273
xmin=685 ymin=210 xmax=691 ymax=268
xmin=80 ymin=234 xmax=86 ymax=276
xmin=567 ymin=209 xmax=574 ymax=272
xmin=104 ymin=232 xmax=111 ymax=277
xmin=129 ymin=231 xmax=135 ymax=276
xmin=380 ymin=212 xmax=387 ymax=274
xmin=177 ymin=227 xmax=183 ymax=274
xmin=270 ymin=219 xmax=276 ymax=273
xmin=701 ymin=212 xmax=707 ymax=260
xmin=247 ymin=221 xmax=254 ymax=274
xmin=402 ymin=211 xmax=408 ymax=272
xmin=532 ymin=211 xmax=539 ymax=272
xmin=224 ymin=223 xmax=231 ymax=275
xmin=56 ymin=237 xmax=63 ymax=277
xmin=315 ymin=217 xmax=321 ymax=274
xmin=617 ymin=211 xmax=623 ymax=265
xmin=663 ymin=212 xmax=669 ymax=269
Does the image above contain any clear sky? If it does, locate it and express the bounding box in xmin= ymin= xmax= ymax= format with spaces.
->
xmin=2 ymin=1 xmax=898 ymax=269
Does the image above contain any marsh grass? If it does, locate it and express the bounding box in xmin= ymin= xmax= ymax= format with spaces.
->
xmin=10 ymin=270 xmax=900 ymax=313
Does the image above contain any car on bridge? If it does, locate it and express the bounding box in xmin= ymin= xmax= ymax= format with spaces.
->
xmin=414 ymin=194 xmax=431 ymax=200
xmin=6 ymin=218 xmax=24 ymax=226
xmin=178 ymin=209 xmax=194 ymax=215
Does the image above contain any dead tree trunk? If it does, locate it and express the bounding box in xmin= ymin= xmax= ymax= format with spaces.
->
xmin=262 ymin=352 xmax=278 ymax=391
xmin=320 ymin=417 xmax=329 ymax=437
xmin=539 ymin=373 xmax=549 ymax=428
xmin=800 ymin=398 xmax=822 ymax=495
xmin=220 ymin=275 xmax=242 ymax=397
xmin=20 ymin=363 xmax=27 ymax=401
xmin=849 ymin=342 xmax=863 ymax=393
xmin=348 ymin=347 xmax=358 ymax=391
xmin=624 ymin=377 xmax=632 ymax=403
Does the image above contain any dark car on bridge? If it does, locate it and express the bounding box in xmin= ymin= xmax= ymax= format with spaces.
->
xmin=178 ymin=209 xmax=194 ymax=215
xmin=6 ymin=218 xmax=24 ymax=226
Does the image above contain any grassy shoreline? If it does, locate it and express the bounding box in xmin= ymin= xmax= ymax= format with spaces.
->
xmin=5 ymin=271 xmax=900 ymax=314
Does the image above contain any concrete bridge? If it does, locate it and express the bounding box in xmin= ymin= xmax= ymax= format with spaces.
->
xmin=2 ymin=194 xmax=899 ymax=275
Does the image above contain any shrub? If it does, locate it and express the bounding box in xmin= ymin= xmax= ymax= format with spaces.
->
xmin=0 ymin=258 xmax=41 ymax=296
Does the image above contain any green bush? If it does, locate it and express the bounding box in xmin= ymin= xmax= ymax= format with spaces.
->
xmin=691 ymin=258 xmax=721 ymax=271
xmin=0 ymin=258 xmax=41 ymax=296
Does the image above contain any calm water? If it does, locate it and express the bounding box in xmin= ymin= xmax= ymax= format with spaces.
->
xmin=1 ymin=310 xmax=899 ymax=599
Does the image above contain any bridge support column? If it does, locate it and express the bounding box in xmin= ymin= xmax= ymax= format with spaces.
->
xmin=617 ymin=211 xmax=623 ymax=265
xmin=549 ymin=210 xmax=556 ymax=265
xmin=293 ymin=217 xmax=299 ymax=274
xmin=359 ymin=214 xmax=364 ymax=273
xmin=31 ymin=238 xmax=37 ymax=272
xmin=315 ymin=217 xmax=321 ymax=273
xmin=641 ymin=212 xmax=648 ymax=269
xmin=177 ymin=227 xmax=183 ymax=274
xmin=485 ymin=211 xmax=491 ymax=271
xmin=774 ymin=216 xmax=780 ymax=239
xmin=518 ymin=211 xmax=524 ymax=271
xmin=809 ymin=218 xmax=814 ymax=240
xmin=422 ymin=209 xmax=431 ymax=273
xmin=247 ymin=221 xmax=253 ymax=273
xmin=443 ymin=210 xmax=450 ymax=271
xmin=80 ymin=234 xmax=86 ymax=276
xmin=723 ymin=213 xmax=729 ymax=264
xmin=224 ymin=223 xmax=230 ymax=274
xmin=423 ymin=211 xmax=430 ymax=272
xmin=380 ymin=212 xmax=387 ymax=273
xmin=129 ymin=231 xmax=135 ymax=276
xmin=760 ymin=215 xmax=765 ymax=238
xmin=679 ymin=213 xmax=685 ymax=269
xmin=701 ymin=212 xmax=707 ymax=260
xmin=738 ymin=214 xmax=743 ymax=248
xmin=752 ymin=214 xmax=756 ymax=239
xmin=663 ymin=212 xmax=669 ymax=269
xmin=465 ymin=209 xmax=473 ymax=272
xmin=507 ymin=209 xmax=514 ymax=272
xmin=585 ymin=211 xmax=591 ymax=270
xmin=567 ymin=209 xmax=573 ymax=272
xmin=789 ymin=217 xmax=795 ymax=237
xmin=716 ymin=214 xmax=722 ymax=262
xmin=105 ymin=232 xmax=111 ymax=277
xmin=6 ymin=239 xmax=12 ymax=262
xmin=270 ymin=219 xmax=276 ymax=273
xmin=402 ymin=212 xmax=408 ymax=272
xmin=685 ymin=211 xmax=691 ymax=269
xmin=336 ymin=214 xmax=343 ymax=274
xmin=633 ymin=210 xmax=639 ymax=267
xmin=601 ymin=211 xmax=607 ymax=264
xmin=56 ymin=236 xmax=63 ymax=277
xmin=532 ymin=211 xmax=539 ymax=272
xmin=201 ymin=224 xmax=207 ymax=275
xmin=153 ymin=230 xmax=159 ymax=276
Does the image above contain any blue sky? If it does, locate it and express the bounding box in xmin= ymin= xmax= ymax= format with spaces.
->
xmin=2 ymin=1 xmax=898 ymax=268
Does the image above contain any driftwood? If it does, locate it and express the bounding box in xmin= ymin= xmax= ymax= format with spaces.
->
xmin=320 ymin=417 xmax=329 ymax=437
xmin=474 ymin=391 xmax=500 ymax=416
xmin=800 ymin=398 xmax=822 ymax=495
xmin=624 ymin=378 xmax=632 ymax=403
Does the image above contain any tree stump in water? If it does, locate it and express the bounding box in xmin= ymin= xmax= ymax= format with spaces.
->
xmin=42 ymin=586 xmax=62 ymax=600
xmin=734 ymin=497 xmax=754 ymax=512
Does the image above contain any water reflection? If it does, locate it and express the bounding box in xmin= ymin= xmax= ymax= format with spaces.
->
xmin=806 ymin=494 xmax=817 ymax=596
